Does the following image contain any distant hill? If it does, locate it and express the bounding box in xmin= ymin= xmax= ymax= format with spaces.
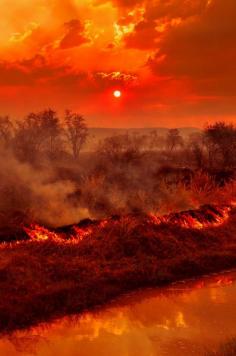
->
xmin=84 ymin=127 xmax=201 ymax=151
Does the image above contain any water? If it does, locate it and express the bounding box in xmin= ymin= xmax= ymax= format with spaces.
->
xmin=0 ymin=270 xmax=236 ymax=356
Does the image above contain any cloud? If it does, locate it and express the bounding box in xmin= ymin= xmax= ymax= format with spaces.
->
xmin=148 ymin=0 xmax=236 ymax=96
xmin=0 ymin=55 xmax=88 ymax=87
xmin=59 ymin=19 xmax=90 ymax=49
xmin=94 ymin=71 xmax=138 ymax=88
xmin=145 ymin=0 xmax=207 ymax=21
xmin=124 ymin=19 xmax=158 ymax=49
xmin=0 ymin=0 xmax=236 ymax=126
xmin=0 ymin=55 xmax=140 ymax=91
xmin=122 ymin=0 xmax=209 ymax=50
xmin=9 ymin=22 xmax=40 ymax=43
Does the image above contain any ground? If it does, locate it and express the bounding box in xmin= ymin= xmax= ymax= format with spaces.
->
xmin=0 ymin=209 xmax=236 ymax=334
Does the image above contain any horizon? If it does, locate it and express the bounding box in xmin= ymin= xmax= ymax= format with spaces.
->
xmin=88 ymin=125 xmax=201 ymax=130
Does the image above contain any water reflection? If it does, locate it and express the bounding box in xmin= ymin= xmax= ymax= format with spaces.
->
xmin=0 ymin=271 xmax=236 ymax=356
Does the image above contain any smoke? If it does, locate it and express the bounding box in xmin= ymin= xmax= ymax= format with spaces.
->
xmin=0 ymin=124 xmax=235 ymax=229
xmin=0 ymin=149 xmax=89 ymax=227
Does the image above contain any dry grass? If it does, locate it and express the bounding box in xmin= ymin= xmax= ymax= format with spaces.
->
xmin=0 ymin=210 xmax=236 ymax=334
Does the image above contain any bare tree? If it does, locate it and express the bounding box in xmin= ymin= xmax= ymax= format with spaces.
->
xmin=64 ymin=110 xmax=88 ymax=159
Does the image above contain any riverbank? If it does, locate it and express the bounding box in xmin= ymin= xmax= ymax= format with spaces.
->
xmin=1 ymin=208 xmax=236 ymax=334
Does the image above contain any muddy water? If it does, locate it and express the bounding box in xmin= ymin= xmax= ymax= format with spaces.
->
xmin=0 ymin=270 xmax=236 ymax=356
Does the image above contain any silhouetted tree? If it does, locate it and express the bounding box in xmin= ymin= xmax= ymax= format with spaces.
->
xmin=14 ymin=109 xmax=61 ymax=161
xmin=204 ymin=122 xmax=236 ymax=168
xmin=41 ymin=109 xmax=61 ymax=157
xmin=64 ymin=110 xmax=88 ymax=159
xmin=14 ymin=113 xmax=44 ymax=160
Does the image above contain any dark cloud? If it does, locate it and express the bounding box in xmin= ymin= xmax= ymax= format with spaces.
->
xmin=123 ymin=0 xmax=209 ymax=50
xmin=59 ymin=19 xmax=90 ymax=49
xmin=145 ymin=0 xmax=207 ymax=21
xmin=148 ymin=0 xmax=236 ymax=96
xmin=124 ymin=19 xmax=158 ymax=49
xmin=0 ymin=62 xmax=32 ymax=86
xmin=0 ymin=56 xmax=140 ymax=92
xmin=0 ymin=55 xmax=88 ymax=87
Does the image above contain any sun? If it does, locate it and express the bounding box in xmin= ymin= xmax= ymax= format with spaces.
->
xmin=113 ymin=90 xmax=121 ymax=98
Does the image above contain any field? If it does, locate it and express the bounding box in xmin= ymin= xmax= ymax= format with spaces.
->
xmin=0 ymin=118 xmax=236 ymax=336
xmin=1 ymin=205 xmax=236 ymax=334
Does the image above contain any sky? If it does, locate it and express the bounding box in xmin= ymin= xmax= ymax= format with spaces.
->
xmin=0 ymin=0 xmax=236 ymax=127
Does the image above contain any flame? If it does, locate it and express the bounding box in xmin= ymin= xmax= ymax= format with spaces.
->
xmin=24 ymin=225 xmax=57 ymax=241
xmin=23 ymin=224 xmax=87 ymax=244
xmin=6 ymin=204 xmax=231 ymax=245
xmin=22 ymin=219 xmax=110 ymax=244
xmin=215 ymin=277 xmax=233 ymax=286
xmin=149 ymin=205 xmax=231 ymax=229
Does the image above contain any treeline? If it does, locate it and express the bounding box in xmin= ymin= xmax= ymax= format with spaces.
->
xmin=0 ymin=109 xmax=236 ymax=226
xmin=0 ymin=109 xmax=88 ymax=162
xmin=97 ymin=123 xmax=236 ymax=170
xmin=1 ymin=109 xmax=236 ymax=170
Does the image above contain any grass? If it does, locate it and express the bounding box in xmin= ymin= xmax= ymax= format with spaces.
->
xmin=0 ymin=211 xmax=236 ymax=334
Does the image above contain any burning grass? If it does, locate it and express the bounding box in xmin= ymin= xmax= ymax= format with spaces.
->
xmin=0 ymin=205 xmax=236 ymax=334
xmin=0 ymin=204 xmax=231 ymax=245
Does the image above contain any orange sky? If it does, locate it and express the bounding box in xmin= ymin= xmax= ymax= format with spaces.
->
xmin=0 ymin=0 xmax=236 ymax=127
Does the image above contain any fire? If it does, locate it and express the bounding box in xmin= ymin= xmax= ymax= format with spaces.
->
xmin=23 ymin=224 xmax=87 ymax=244
xmin=149 ymin=205 xmax=231 ymax=229
xmin=24 ymin=225 xmax=58 ymax=241
xmin=22 ymin=219 xmax=111 ymax=244
xmin=3 ymin=204 xmax=232 ymax=245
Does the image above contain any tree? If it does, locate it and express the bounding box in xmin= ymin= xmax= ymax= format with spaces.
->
xmin=166 ymin=129 xmax=184 ymax=151
xmin=0 ymin=116 xmax=14 ymax=147
xmin=204 ymin=122 xmax=236 ymax=168
xmin=98 ymin=134 xmax=143 ymax=164
xmin=14 ymin=109 xmax=61 ymax=161
xmin=64 ymin=110 xmax=88 ymax=159
xmin=14 ymin=113 xmax=44 ymax=160
xmin=40 ymin=109 xmax=61 ymax=157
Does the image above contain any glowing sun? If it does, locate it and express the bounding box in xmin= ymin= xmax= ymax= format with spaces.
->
xmin=113 ymin=90 xmax=121 ymax=98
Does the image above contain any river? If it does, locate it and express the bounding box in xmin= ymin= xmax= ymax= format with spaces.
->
xmin=0 ymin=270 xmax=236 ymax=356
